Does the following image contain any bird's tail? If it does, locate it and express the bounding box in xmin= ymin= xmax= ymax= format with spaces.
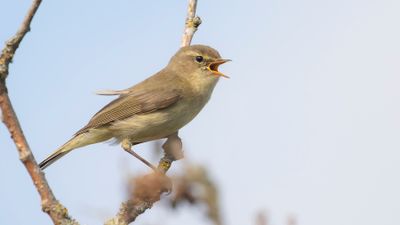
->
xmin=39 ymin=130 xmax=111 ymax=170
xmin=39 ymin=149 xmax=70 ymax=170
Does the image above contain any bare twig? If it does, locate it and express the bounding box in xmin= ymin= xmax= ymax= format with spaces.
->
xmin=105 ymin=1 xmax=201 ymax=224
xmin=181 ymin=0 xmax=202 ymax=47
xmin=0 ymin=0 xmax=40 ymax=80
xmin=0 ymin=1 xmax=78 ymax=224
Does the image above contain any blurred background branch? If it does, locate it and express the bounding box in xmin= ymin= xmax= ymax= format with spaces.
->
xmin=255 ymin=211 xmax=268 ymax=225
xmin=167 ymin=163 xmax=223 ymax=225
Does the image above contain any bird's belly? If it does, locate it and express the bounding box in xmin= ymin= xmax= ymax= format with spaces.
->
xmin=109 ymin=98 xmax=207 ymax=143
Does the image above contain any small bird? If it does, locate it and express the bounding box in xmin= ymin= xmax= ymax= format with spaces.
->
xmin=39 ymin=45 xmax=229 ymax=170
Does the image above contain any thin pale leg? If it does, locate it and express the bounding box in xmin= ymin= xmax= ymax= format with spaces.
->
xmin=121 ymin=139 xmax=156 ymax=171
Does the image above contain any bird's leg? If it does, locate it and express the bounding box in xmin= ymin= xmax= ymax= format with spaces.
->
xmin=121 ymin=139 xmax=157 ymax=171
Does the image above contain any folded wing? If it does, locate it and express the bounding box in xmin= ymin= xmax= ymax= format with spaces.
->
xmin=76 ymin=88 xmax=182 ymax=135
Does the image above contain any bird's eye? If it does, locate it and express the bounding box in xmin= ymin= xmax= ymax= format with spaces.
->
xmin=195 ymin=56 xmax=204 ymax=63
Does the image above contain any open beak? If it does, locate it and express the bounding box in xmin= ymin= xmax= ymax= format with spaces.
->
xmin=207 ymin=59 xmax=231 ymax=78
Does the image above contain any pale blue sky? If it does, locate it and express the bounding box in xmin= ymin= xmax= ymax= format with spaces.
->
xmin=1 ymin=0 xmax=400 ymax=225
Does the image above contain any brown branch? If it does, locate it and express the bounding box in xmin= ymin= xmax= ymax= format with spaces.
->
xmin=105 ymin=1 xmax=201 ymax=224
xmin=0 ymin=0 xmax=78 ymax=224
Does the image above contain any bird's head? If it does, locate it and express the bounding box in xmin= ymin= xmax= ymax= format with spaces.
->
xmin=168 ymin=45 xmax=231 ymax=80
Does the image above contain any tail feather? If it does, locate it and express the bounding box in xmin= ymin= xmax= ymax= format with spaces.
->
xmin=39 ymin=136 xmax=80 ymax=170
xmin=39 ymin=150 xmax=69 ymax=170
xmin=39 ymin=130 xmax=112 ymax=170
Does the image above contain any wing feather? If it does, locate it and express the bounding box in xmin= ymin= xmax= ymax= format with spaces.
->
xmin=75 ymin=89 xmax=181 ymax=135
